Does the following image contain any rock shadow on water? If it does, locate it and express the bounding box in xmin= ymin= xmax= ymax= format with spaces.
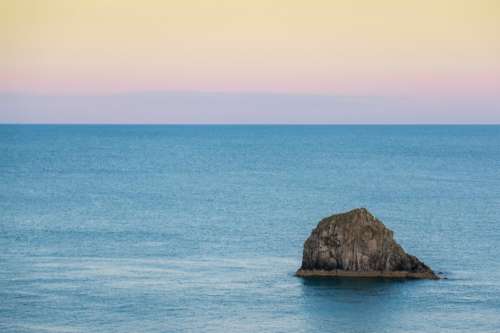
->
xmin=297 ymin=276 xmax=416 ymax=332
xmin=298 ymin=275 xmax=411 ymax=296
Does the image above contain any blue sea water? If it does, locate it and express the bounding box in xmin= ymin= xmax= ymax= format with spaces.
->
xmin=1 ymin=125 xmax=500 ymax=333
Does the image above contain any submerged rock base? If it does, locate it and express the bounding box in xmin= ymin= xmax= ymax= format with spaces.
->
xmin=296 ymin=269 xmax=438 ymax=279
xmin=297 ymin=208 xmax=439 ymax=280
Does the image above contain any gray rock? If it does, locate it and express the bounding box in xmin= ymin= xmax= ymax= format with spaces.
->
xmin=296 ymin=208 xmax=439 ymax=279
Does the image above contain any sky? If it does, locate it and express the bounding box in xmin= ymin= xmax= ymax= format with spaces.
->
xmin=1 ymin=0 xmax=499 ymax=123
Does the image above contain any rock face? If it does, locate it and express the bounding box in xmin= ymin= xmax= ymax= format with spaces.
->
xmin=296 ymin=208 xmax=438 ymax=279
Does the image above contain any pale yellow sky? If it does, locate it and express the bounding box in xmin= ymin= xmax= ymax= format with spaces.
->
xmin=1 ymin=0 xmax=500 ymax=96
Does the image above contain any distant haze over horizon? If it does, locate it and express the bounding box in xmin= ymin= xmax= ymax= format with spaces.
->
xmin=1 ymin=91 xmax=499 ymax=124
xmin=2 ymin=1 xmax=499 ymax=123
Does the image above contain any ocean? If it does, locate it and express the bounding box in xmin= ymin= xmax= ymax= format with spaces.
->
xmin=1 ymin=125 xmax=499 ymax=332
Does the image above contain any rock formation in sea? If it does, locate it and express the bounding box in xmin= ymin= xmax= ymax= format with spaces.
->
xmin=296 ymin=208 xmax=439 ymax=279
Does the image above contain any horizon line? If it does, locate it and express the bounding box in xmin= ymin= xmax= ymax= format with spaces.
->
xmin=1 ymin=123 xmax=499 ymax=126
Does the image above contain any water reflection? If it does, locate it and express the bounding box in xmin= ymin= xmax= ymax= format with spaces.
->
xmin=298 ymin=277 xmax=418 ymax=332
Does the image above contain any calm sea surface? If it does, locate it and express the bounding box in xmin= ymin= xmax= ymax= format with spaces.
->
xmin=1 ymin=125 xmax=500 ymax=333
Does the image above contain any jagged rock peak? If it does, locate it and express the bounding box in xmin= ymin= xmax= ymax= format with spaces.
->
xmin=296 ymin=208 xmax=439 ymax=279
